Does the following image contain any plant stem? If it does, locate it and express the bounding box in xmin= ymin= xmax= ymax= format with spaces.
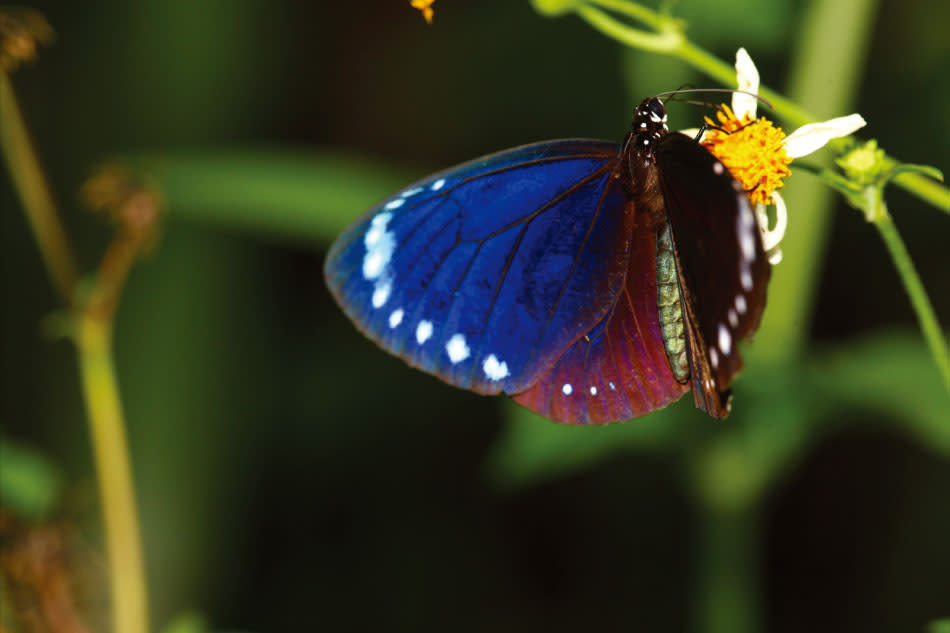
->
xmin=587 ymin=0 xmax=665 ymax=28
xmin=694 ymin=505 xmax=760 ymax=633
xmin=576 ymin=5 xmax=681 ymax=52
xmin=875 ymin=210 xmax=950 ymax=389
xmin=77 ymin=314 xmax=150 ymax=633
xmin=895 ymin=171 xmax=950 ymax=212
xmin=2 ymin=64 xmax=150 ymax=633
xmin=0 ymin=69 xmax=78 ymax=305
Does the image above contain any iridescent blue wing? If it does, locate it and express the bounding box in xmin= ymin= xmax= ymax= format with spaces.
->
xmin=513 ymin=213 xmax=690 ymax=424
xmin=323 ymin=140 xmax=633 ymax=397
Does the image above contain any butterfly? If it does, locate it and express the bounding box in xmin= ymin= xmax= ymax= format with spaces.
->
xmin=323 ymin=96 xmax=770 ymax=424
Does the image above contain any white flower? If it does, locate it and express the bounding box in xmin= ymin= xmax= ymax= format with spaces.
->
xmin=732 ymin=48 xmax=866 ymax=264
xmin=731 ymin=47 xmax=866 ymax=264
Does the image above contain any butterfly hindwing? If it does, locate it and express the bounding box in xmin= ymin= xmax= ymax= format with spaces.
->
xmin=655 ymin=132 xmax=771 ymax=416
xmin=324 ymin=140 xmax=634 ymax=397
xmin=512 ymin=209 xmax=691 ymax=424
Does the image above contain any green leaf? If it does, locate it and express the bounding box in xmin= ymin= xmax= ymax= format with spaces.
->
xmin=128 ymin=150 xmax=422 ymax=244
xmin=0 ymin=437 xmax=63 ymax=520
xmin=806 ymin=333 xmax=950 ymax=453
xmin=886 ymin=163 xmax=944 ymax=185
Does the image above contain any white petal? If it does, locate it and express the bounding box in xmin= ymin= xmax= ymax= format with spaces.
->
xmin=783 ymin=114 xmax=867 ymax=158
xmin=732 ymin=48 xmax=760 ymax=120
xmin=758 ymin=192 xmax=788 ymax=252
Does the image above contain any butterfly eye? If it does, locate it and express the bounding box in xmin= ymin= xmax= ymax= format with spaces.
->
xmin=646 ymin=98 xmax=667 ymax=123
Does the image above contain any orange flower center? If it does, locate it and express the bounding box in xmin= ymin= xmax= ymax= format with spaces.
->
xmin=700 ymin=104 xmax=792 ymax=206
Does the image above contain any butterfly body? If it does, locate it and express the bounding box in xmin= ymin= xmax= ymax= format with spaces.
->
xmin=324 ymin=97 xmax=770 ymax=424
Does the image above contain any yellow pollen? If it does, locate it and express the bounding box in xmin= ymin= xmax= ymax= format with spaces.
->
xmin=410 ymin=0 xmax=435 ymax=24
xmin=700 ymin=104 xmax=793 ymax=206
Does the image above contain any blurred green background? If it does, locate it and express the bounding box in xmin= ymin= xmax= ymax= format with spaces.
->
xmin=2 ymin=1 xmax=949 ymax=632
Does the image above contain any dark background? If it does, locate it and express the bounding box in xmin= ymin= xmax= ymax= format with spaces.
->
xmin=2 ymin=1 xmax=949 ymax=632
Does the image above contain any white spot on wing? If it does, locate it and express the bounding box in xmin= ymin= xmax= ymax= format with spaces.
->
xmin=431 ymin=178 xmax=445 ymax=191
xmin=728 ymin=308 xmax=738 ymax=328
xmin=384 ymin=198 xmax=404 ymax=210
xmin=713 ymin=162 xmax=724 ymax=175
xmin=741 ymin=267 xmax=754 ymax=291
xmin=736 ymin=295 xmax=747 ymax=315
xmin=362 ymin=212 xmax=396 ymax=281
xmin=400 ymin=186 xmax=423 ymax=198
xmin=388 ymin=309 xmax=403 ymax=328
xmin=718 ymin=323 xmax=733 ymax=355
xmin=416 ymin=320 xmax=433 ymax=344
xmin=562 ymin=383 xmax=573 ymax=395
xmin=371 ymin=279 xmax=391 ymax=308
xmin=482 ymin=354 xmax=509 ymax=381
xmin=738 ymin=200 xmax=757 ymax=262
xmin=609 ymin=382 xmax=616 ymax=390
xmin=363 ymin=212 xmax=391 ymax=247
xmin=446 ymin=334 xmax=470 ymax=364
xmin=362 ymin=251 xmax=387 ymax=280
xmin=590 ymin=386 xmax=597 ymax=395
xmin=710 ymin=346 xmax=719 ymax=370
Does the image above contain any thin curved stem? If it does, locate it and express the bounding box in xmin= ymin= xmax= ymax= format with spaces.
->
xmin=586 ymin=0 xmax=665 ymax=29
xmin=575 ymin=4 xmax=681 ymax=52
xmin=875 ymin=210 xmax=950 ymax=389
xmin=2 ymin=64 xmax=151 ymax=633
xmin=0 ymin=69 xmax=78 ymax=304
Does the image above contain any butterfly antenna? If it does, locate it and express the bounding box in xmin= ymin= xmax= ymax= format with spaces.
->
xmin=655 ymin=88 xmax=773 ymax=111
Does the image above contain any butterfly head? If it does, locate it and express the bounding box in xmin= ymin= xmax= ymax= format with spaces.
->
xmin=629 ymin=97 xmax=670 ymax=161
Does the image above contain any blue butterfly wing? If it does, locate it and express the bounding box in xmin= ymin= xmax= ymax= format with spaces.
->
xmin=324 ymin=139 xmax=633 ymax=396
xmin=513 ymin=214 xmax=690 ymax=424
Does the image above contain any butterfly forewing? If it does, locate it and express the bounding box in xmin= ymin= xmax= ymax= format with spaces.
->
xmin=655 ymin=132 xmax=771 ymax=415
xmin=324 ymin=140 xmax=633 ymax=397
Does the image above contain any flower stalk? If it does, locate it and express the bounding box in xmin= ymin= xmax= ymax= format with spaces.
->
xmin=0 ymin=69 xmax=78 ymax=304
xmin=875 ymin=209 xmax=950 ymax=389
xmin=77 ymin=313 xmax=150 ymax=633
xmin=0 ymin=20 xmax=152 ymax=633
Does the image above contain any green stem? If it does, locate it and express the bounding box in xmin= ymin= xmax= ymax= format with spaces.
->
xmin=694 ymin=506 xmax=760 ymax=633
xmin=586 ymin=0 xmax=665 ymax=28
xmin=0 ymin=69 xmax=78 ymax=305
xmin=674 ymin=40 xmax=738 ymax=86
xmin=894 ymin=171 xmax=950 ymax=212
xmin=2 ymin=64 xmax=151 ymax=633
xmin=77 ymin=315 xmax=150 ymax=633
xmin=875 ymin=210 xmax=950 ymax=389
xmin=575 ymin=5 xmax=681 ymax=52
